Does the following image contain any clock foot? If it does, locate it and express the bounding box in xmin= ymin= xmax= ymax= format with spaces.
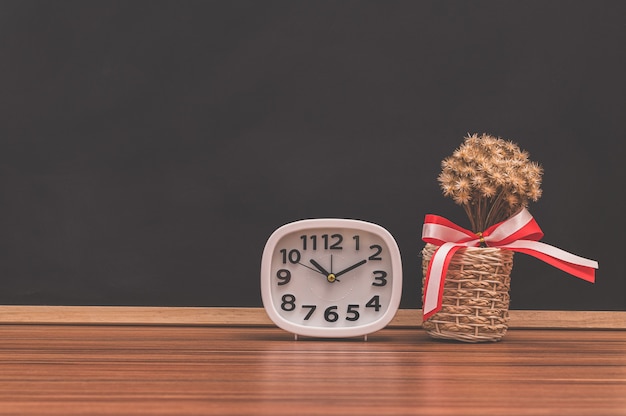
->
xmin=294 ymin=334 xmax=298 ymax=341
xmin=364 ymin=335 xmax=368 ymax=342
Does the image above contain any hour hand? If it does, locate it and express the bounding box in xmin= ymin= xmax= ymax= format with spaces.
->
xmin=309 ymin=259 xmax=331 ymax=276
xmin=309 ymin=259 xmax=340 ymax=282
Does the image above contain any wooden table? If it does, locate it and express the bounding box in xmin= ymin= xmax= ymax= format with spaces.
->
xmin=1 ymin=325 xmax=624 ymax=415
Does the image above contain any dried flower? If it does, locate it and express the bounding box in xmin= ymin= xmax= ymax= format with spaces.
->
xmin=438 ymin=133 xmax=543 ymax=233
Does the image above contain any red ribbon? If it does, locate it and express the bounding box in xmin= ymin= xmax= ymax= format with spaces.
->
xmin=421 ymin=208 xmax=598 ymax=320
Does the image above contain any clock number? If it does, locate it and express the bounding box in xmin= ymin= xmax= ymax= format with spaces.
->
xmin=280 ymin=249 xmax=301 ymax=264
xmin=324 ymin=306 xmax=339 ymax=322
xmin=368 ymin=244 xmax=383 ymax=261
xmin=300 ymin=235 xmax=317 ymax=250
xmin=322 ymin=234 xmax=343 ymax=250
xmin=281 ymin=294 xmax=296 ymax=311
xmin=353 ymin=235 xmax=360 ymax=250
xmin=372 ymin=270 xmax=387 ymax=287
xmin=302 ymin=305 xmax=316 ymax=320
xmin=346 ymin=304 xmax=360 ymax=321
xmin=276 ymin=269 xmax=291 ymax=285
xmin=366 ymin=295 xmax=381 ymax=312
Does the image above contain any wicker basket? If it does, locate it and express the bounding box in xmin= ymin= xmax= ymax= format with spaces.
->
xmin=421 ymin=243 xmax=514 ymax=342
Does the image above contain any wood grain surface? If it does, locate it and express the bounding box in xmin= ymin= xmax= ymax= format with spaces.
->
xmin=1 ymin=306 xmax=625 ymax=329
xmin=1 ymin=325 xmax=624 ymax=415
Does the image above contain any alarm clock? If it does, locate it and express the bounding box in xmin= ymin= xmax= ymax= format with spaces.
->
xmin=260 ymin=218 xmax=402 ymax=340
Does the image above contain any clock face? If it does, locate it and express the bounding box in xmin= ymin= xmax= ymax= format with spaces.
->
xmin=261 ymin=219 xmax=402 ymax=338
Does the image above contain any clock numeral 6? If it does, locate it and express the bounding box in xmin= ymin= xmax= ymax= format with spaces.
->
xmin=324 ymin=306 xmax=339 ymax=322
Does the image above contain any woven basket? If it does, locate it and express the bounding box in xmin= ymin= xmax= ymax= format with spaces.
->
xmin=421 ymin=243 xmax=514 ymax=342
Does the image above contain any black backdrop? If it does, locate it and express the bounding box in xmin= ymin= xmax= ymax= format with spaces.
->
xmin=1 ymin=1 xmax=624 ymax=310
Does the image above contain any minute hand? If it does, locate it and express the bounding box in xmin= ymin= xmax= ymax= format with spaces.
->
xmin=334 ymin=259 xmax=367 ymax=278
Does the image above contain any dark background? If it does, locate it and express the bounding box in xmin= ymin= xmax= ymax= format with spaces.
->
xmin=1 ymin=1 xmax=624 ymax=310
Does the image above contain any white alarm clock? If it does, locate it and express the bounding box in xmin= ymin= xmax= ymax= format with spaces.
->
xmin=260 ymin=218 xmax=402 ymax=339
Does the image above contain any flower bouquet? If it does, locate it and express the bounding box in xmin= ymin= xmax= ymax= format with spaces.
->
xmin=421 ymin=133 xmax=598 ymax=342
xmin=437 ymin=133 xmax=543 ymax=234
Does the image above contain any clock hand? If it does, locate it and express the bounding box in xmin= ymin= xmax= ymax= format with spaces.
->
xmin=309 ymin=259 xmax=340 ymax=283
xmin=334 ymin=259 xmax=367 ymax=278
xmin=309 ymin=259 xmax=331 ymax=276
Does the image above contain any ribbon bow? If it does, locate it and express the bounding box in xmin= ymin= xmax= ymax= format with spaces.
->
xmin=421 ymin=208 xmax=598 ymax=320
